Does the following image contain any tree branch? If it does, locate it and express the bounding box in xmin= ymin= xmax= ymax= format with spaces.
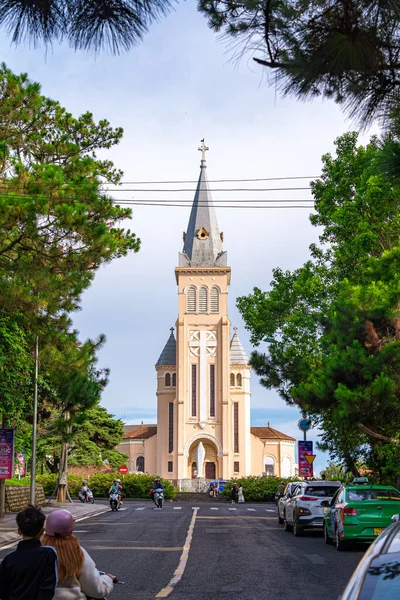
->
xmin=357 ymin=423 xmax=399 ymax=444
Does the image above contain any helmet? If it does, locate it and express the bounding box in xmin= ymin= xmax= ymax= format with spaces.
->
xmin=46 ymin=510 xmax=74 ymax=537
xmin=114 ymin=478 xmax=118 ymax=482
xmin=116 ymin=479 xmax=121 ymax=483
xmin=82 ymin=481 xmax=86 ymax=485
xmin=155 ymin=478 xmax=160 ymax=482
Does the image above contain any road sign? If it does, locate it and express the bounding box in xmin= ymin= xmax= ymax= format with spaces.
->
xmin=298 ymin=418 xmax=312 ymax=432
xmin=118 ymin=465 xmax=128 ymax=475
xmin=305 ymin=454 xmax=316 ymax=466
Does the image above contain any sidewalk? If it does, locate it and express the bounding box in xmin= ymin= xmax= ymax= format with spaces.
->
xmin=0 ymin=502 xmax=109 ymax=549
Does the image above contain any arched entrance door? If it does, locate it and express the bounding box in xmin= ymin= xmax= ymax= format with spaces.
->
xmin=205 ymin=462 xmax=216 ymax=479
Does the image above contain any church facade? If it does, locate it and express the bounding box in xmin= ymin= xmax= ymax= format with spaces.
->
xmin=118 ymin=143 xmax=297 ymax=484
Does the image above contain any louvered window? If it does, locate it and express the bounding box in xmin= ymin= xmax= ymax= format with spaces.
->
xmin=234 ymin=403 xmax=239 ymax=453
xmin=168 ymin=461 xmax=173 ymax=472
xmin=186 ymin=287 xmax=196 ymax=313
xmin=230 ymin=373 xmax=235 ymax=387
xmin=234 ymin=461 xmax=239 ymax=473
xmin=209 ymin=364 xmax=216 ymax=418
xmin=168 ymin=402 xmax=174 ymax=453
xmin=165 ymin=373 xmax=171 ymax=387
xmin=198 ymin=287 xmax=208 ymax=313
xmin=136 ymin=456 xmax=145 ymax=472
xmin=236 ymin=373 xmax=242 ymax=387
xmin=210 ymin=287 xmax=219 ymax=313
xmin=172 ymin=373 xmax=176 ymax=387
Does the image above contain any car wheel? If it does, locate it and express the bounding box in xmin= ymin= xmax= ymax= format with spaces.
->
xmin=283 ymin=516 xmax=292 ymax=532
xmin=324 ymin=523 xmax=333 ymax=545
xmin=335 ymin=528 xmax=345 ymax=551
xmin=293 ymin=519 xmax=304 ymax=537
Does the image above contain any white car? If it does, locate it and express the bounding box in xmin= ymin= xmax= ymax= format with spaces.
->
xmin=284 ymin=481 xmax=341 ymax=536
xmin=278 ymin=482 xmax=302 ymax=524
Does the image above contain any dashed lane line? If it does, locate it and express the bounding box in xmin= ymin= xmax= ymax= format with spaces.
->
xmin=135 ymin=507 xmax=146 ymax=511
xmin=155 ymin=507 xmax=198 ymax=598
xmin=247 ymin=508 xmax=256 ymax=512
xmin=173 ymin=507 xmax=182 ymax=510
xmin=210 ymin=507 xmax=219 ymax=511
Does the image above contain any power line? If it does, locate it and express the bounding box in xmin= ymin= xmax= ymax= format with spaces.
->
xmin=115 ymin=201 xmax=315 ymax=209
xmin=102 ymin=186 xmax=312 ymax=192
xmin=109 ymin=176 xmax=320 ymax=184
xmin=110 ymin=198 xmax=315 ymax=203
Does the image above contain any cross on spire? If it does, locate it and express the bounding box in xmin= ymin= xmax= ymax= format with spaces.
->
xmin=198 ymin=139 xmax=209 ymax=162
xmin=233 ymin=326 xmax=238 ymax=334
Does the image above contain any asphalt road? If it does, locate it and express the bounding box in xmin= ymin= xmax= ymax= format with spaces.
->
xmin=0 ymin=501 xmax=366 ymax=599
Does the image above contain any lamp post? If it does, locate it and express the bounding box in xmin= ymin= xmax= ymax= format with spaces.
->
xmin=30 ymin=334 xmax=39 ymax=505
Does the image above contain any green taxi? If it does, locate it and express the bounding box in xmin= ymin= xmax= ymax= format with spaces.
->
xmin=322 ymin=478 xmax=400 ymax=551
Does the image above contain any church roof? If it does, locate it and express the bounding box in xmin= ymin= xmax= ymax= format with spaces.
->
xmin=179 ymin=141 xmax=227 ymax=267
xmin=230 ymin=329 xmax=249 ymax=364
xmin=123 ymin=424 xmax=158 ymax=440
xmin=155 ymin=329 xmax=176 ymax=366
xmin=251 ymin=426 xmax=296 ymax=441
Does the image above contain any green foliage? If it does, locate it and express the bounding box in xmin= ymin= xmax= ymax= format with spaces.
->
xmin=10 ymin=473 xmax=176 ymax=500
xmin=238 ymin=131 xmax=400 ymax=480
xmin=223 ymin=476 xmax=295 ymax=502
xmin=199 ymin=0 xmax=400 ymax=126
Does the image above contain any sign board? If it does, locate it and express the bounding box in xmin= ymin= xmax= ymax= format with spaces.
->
xmin=305 ymin=454 xmax=316 ymax=466
xmin=118 ymin=465 xmax=129 ymax=475
xmin=0 ymin=429 xmax=14 ymax=480
xmin=298 ymin=418 xmax=312 ymax=432
xmin=298 ymin=440 xmax=313 ymax=478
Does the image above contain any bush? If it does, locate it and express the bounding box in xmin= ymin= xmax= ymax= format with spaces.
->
xmin=5 ymin=472 xmax=176 ymax=500
xmin=223 ymin=476 xmax=295 ymax=502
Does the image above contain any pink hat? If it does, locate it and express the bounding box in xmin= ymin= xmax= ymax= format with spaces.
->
xmin=46 ymin=509 xmax=74 ymax=537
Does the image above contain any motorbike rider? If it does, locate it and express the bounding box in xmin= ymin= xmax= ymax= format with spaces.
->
xmin=108 ymin=479 xmax=122 ymax=505
xmin=116 ymin=478 xmax=123 ymax=505
xmin=80 ymin=482 xmax=89 ymax=502
xmin=151 ymin=478 xmax=164 ymax=503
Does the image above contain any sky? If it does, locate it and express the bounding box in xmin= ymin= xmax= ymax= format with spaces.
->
xmin=0 ymin=4 xmax=378 ymax=475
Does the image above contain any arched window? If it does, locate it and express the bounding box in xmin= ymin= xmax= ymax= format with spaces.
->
xmin=186 ymin=287 xmax=196 ymax=313
xmin=172 ymin=373 xmax=176 ymax=387
xmin=236 ymin=373 xmax=242 ymax=387
xmin=198 ymin=287 xmax=208 ymax=313
xmin=210 ymin=287 xmax=219 ymax=313
xmin=230 ymin=373 xmax=235 ymax=387
xmin=165 ymin=373 xmax=171 ymax=387
xmin=264 ymin=456 xmax=275 ymax=477
xmin=136 ymin=456 xmax=145 ymax=472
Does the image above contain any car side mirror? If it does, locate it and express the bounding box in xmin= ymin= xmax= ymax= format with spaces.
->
xmin=392 ymin=514 xmax=400 ymax=523
xmin=320 ymin=500 xmax=330 ymax=507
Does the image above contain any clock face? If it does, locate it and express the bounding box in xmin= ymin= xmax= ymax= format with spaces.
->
xmin=197 ymin=226 xmax=209 ymax=240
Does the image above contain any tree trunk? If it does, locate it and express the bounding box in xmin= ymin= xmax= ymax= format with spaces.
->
xmin=56 ymin=438 xmax=69 ymax=503
xmin=0 ymin=414 xmax=7 ymax=518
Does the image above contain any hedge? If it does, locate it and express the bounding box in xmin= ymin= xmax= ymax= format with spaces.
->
xmin=5 ymin=473 xmax=176 ymax=500
xmin=222 ymin=476 xmax=296 ymax=502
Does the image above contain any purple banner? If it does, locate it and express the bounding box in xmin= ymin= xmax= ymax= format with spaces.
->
xmin=0 ymin=429 xmax=14 ymax=480
xmin=298 ymin=440 xmax=313 ymax=478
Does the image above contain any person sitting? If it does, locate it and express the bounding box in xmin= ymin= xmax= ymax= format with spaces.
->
xmin=209 ymin=483 xmax=215 ymax=497
xmin=108 ymin=479 xmax=122 ymax=505
xmin=151 ymin=478 xmax=164 ymax=503
xmin=81 ymin=482 xmax=89 ymax=502
xmin=0 ymin=505 xmax=58 ymax=600
xmin=41 ymin=509 xmax=115 ymax=600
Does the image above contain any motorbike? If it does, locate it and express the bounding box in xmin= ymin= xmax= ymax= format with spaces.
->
xmin=109 ymin=492 xmax=120 ymax=511
xmin=153 ymin=488 xmax=164 ymax=509
xmin=86 ymin=573 xmax=124 ymax=600
xmin=274 ymin=493 xmax=283 ymax=505
xmin=79 ymin=488 xmax=94 ymax=504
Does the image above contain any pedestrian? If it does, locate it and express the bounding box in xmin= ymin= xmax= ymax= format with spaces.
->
xmin=0 ymin=505 xmax=58 ymax=600
xmin=41 ymin=509 xmax=115 ymax=599
xmin=238 ymin=485 xmax=245 ymax=503
xmin=209 ymin=483 xmax=214 ymax=497
xmin=231 ymin=484 xmax=238 ymax=504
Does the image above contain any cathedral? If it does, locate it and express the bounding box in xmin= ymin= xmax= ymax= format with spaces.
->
xmin=118 ymin=143 xmax=296 ymax=486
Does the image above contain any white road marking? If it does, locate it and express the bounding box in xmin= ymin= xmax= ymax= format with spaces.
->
xmin=173 ymin=507 xmax=182 ymax=510
xmin=265 ymin=509 xmax=275 ymax=513
xmin=135 ymin=507 xmax=146 ymax=511
xmin=192 ymin=507 xmax=200 ymax=510
xmin=228 ymin=508 xmax=237 ymax=511
xmin=155 ymin=508 xmax=199 ymax=598
xmin=210 ymin=507 xmax=219 ymax=511
xmin=247 ymin=508 xmax=256 ymax=512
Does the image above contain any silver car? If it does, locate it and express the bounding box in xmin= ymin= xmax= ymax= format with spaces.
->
xmin=284 ymin=480 xmax=341 ymax=536
xmin=278 ymin=482 xmax=302 ymax=524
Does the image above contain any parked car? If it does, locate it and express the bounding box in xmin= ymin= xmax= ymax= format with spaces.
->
xmin=284 ymin=480 xmax=341 ymax=536
xmin=339 ymin=516 xmax=400 ymax=599
xmin=323 ymin=478 xmax=400 ymax=551
xmin=278 ymin=482 xmax=302 ymax=524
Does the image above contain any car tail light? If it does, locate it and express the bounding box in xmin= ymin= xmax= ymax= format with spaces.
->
xmin=299 ymin=496 xmax=318 ymax=501
xmin=343 ymin=507 xmax=358 ymax=516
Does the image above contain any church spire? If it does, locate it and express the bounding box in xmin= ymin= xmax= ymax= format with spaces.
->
xmin=179 ymin=140 xmax=227 ymax=267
